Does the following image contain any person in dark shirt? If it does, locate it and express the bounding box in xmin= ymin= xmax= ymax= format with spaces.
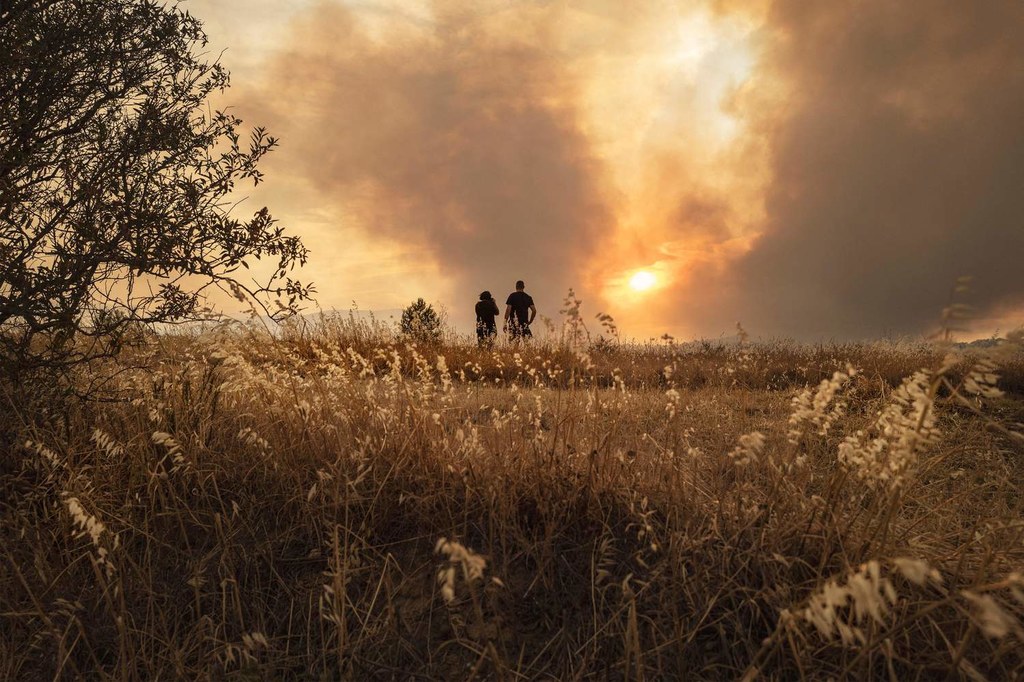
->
xmin=504 ymin=280 xmax=536 ymax=340
xmin=475 ymin=291 xmax=499 ymax=347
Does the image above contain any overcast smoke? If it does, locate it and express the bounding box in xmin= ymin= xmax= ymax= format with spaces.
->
xmin=240 ymin=0 xmax=1024 ymax=339
xmin=680 ymin=0 xmax=1024 ymax=338
xmin=242 ymin=1 xmax=614 ymax=328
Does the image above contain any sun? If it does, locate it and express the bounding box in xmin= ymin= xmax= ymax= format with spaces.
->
xmin=629 ymin=270 xmax=657 ymax=292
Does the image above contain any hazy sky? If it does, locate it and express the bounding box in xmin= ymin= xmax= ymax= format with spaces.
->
xmin=188 ymin=0 xmax=1024 ymax=340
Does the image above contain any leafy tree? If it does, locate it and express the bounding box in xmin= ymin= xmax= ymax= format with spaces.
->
xmin=400 ymin=298 xmax=442 ymax=342
xmin=0 ymin=0 xmax=312 ymax=378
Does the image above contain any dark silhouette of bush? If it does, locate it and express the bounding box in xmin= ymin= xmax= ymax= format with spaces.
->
xmin=0 ymin=0 xmax=312 ymax=380
xmin=400 ymin=298 xmax=442 ymax=342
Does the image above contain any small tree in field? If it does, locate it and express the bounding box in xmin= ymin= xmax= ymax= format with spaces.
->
xmin=0 ymin=0 xmax=312 ymax=379
xmin=400 ymin=298 xmax=442 ymax=342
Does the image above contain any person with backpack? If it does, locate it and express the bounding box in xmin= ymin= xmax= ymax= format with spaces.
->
xmin=475 ymin=291 xmax=500 ymax=347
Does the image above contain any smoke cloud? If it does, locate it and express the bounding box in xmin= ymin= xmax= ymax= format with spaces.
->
xmin=673 ymin=0 xmax=1024 ymax=339
xmin=225 ymin=0 xmax=1024 ymax=338
xmin=238 ymin=1 xmax=615 ymax=327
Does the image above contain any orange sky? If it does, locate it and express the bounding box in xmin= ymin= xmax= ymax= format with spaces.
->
xmin=188 ymin=0 xmax=1024 ymax=340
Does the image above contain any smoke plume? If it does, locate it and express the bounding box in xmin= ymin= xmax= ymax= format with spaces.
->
xmin=676 ymin=0 xmax=1024 ymax=338
xmin=232 ymin=0 xmax=1024 ymax=338
xmin=240 ymin=1 xmax=614 ymax=327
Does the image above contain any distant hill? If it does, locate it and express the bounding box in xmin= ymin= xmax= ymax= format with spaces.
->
xmin=302 ymin=308 xmax=404 ymax=324
xmin=955 ymin=337 xmax=1005 ymax=349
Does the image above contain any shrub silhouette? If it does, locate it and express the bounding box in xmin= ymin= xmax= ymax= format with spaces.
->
xmin=400 ymin=298 xmax=442 ymax=342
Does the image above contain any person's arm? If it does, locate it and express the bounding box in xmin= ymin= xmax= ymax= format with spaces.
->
xmin=491 ymin=300 xmax=500 ymax=315
xmin=504 ymin=304 xmax=512 ymax=322
xmin=528 ymin=304 xmax=536 ymax=325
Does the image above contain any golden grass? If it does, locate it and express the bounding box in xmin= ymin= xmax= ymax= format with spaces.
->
xmin=2 ymin=320 xmax=1023 ymax=679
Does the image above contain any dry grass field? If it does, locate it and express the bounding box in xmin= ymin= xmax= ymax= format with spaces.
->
xmin=2 ymin=316 xmax=1023 ymax=680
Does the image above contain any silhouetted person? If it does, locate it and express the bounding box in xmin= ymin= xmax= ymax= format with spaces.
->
xmin=505 ymin=280 xmax=536 ymax=341
xmin=475 ymin=291 xmax=499 ymax=347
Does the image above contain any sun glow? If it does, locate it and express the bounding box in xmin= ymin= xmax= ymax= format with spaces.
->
xmin=629 ymin=270 xmax=657 ymax=292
